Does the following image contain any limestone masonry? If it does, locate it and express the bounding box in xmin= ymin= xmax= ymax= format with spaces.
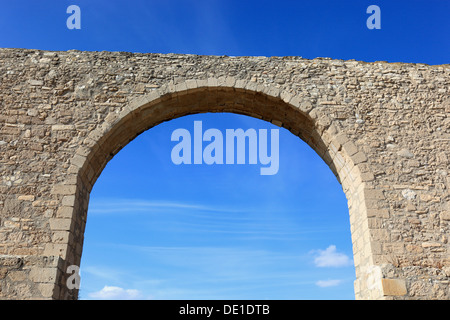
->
xmin=0 ymin=48 xmax=448 ymax=299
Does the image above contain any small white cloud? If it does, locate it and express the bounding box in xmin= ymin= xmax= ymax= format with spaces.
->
xmin=88 ymin=286 xmax=143 ymax=300
xmin=316 ymin=279 xmax=343 ymax=288
xmin=312 ymin=245 xmax=353 ymax=267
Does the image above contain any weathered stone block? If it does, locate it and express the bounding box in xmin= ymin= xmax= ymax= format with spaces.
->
xmin=381 ymin=279 xmax=407 ymax=296
xmin=51 ymin=185 xmax=77 ymax=195
xmin=29 ymin=267 xmax=58 ymax=283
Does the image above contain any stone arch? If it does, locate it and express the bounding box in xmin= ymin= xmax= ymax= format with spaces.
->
xmin=49 ymin=77 xmax=382 ymax=300
xmin=1 ymin=50 xmax=448 ymax=300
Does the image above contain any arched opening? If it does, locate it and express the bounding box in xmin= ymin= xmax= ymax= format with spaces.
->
xmin=79 ymin=112 xmax=355 ymax=299
xmin=53 ymin=81 xmax=378 ymax=299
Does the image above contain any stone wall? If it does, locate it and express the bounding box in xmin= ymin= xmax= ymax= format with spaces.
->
xmin=0 ymin=48 xmax=448 ymax=299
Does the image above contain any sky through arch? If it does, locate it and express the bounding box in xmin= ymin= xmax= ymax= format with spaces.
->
xmin=80 ymin=112 xmax=354 ymax=300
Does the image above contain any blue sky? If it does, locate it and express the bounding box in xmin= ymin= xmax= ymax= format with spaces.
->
xmin=0 ymin=1 xmax=448 ymax=63
xmin=1 ymin=1 xmax=448 ymax=300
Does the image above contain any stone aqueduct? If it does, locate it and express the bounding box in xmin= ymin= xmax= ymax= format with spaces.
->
xmin=0 ymin=48 xmax=448 ymax=300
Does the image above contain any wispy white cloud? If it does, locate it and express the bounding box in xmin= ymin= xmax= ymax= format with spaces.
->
xmin=87 ymin=198 xmax=344 ymax=242
xmin=88 ymin=198 xmax=243 ymax=215
xmin=311 ymin=245 xmax=353 ymax=268
xmin=315 ymin=279 xmax=343 ymax=288
xmin=82 ymin=265 xmax=128 ymax=283
xmin=89 ymin=199 xmax=209 ymax=214
xmin=88 ymin=286 xmax=144 ymax=300
xmin=109 ymin=244 xmax=310 ymax=284
xmin=129 ymin=245 xmax=276 ymax=276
